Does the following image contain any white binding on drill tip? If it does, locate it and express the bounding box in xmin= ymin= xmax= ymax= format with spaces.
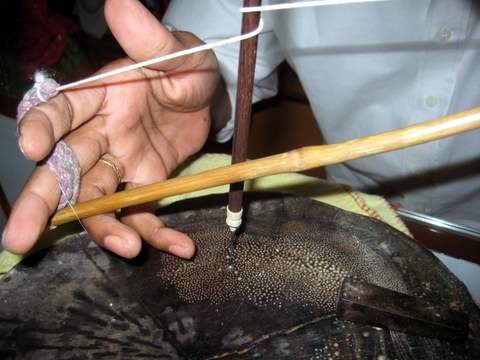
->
xmin=226 ymin=207 xmax=243 ymax=232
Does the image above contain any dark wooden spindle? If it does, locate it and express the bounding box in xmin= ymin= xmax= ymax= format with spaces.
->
xmin=228 ymin=0 xmax=262 ymax=218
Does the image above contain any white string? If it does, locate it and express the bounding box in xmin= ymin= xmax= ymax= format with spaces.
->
xmin=36 ymin=87 xmax=48 ymax=103
xmin=56 ymin=0 xmax=389 ymax=91
xmin=56 ymin=18 xmax=265 ymax=91
xmin=58 ymin=187 xmax=90 ymax=236
xmin=240 ymin=0 xmax=389 ymax=13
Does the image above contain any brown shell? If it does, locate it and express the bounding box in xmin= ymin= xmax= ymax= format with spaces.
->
xmin=1 ymin=193 xmax=479 ymax=359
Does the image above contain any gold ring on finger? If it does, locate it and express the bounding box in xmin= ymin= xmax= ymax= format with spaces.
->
xmin=99 ymin=157 xmax=123 ymax=183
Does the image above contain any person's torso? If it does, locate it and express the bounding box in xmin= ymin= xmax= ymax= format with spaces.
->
xmin=265 ymin=0 xmax=480 ymax=225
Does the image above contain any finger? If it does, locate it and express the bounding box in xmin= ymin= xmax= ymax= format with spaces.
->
xmin=18 ymin=85 xmax=106 ymax=161
xmin=121 ymin=195 xmax=195 ymax=259
xmin=2 ymin=125 xmax=108 ymax=254
xmin=79 ymin=160 xmax=141 ymax=259
xmin=104 ymin=0 xmax=207 ymax=72
xmin=2 ymin=165 xmax=60 ymax=254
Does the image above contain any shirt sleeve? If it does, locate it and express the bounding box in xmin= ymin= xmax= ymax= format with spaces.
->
xmin=163 ymin=0 xmax=285 ymax=142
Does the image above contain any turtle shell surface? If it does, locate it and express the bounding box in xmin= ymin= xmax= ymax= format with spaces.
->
xmin=1 ymin=193 xmax=479 ymax=359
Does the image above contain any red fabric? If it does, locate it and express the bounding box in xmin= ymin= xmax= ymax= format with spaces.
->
xmin=18 ymin=0 xmax=78 ymax=82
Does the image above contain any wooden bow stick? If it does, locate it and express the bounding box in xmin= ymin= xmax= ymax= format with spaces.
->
xmin=51 ymin=107 xmax=480 ymax=227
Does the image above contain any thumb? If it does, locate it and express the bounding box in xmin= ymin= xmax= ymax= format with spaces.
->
xmin=104 ymin=0 xmax=193 ymax=72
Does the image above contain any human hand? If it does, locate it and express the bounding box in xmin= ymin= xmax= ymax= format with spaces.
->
xmin=2 ymin=0 xmax=220 ymax=259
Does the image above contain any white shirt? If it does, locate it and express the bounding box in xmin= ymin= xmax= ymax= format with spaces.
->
xmin=164 ymin=0 xmax=480 ymax=229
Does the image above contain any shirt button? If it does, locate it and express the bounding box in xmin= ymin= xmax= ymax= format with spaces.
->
xmin=425 ymin=96 xmax=439 ymax=108
xmin=436 ymin=28 xmax=452 ymax=42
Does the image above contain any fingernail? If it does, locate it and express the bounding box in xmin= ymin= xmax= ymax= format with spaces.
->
xmin=18 ymin=139 xmax=26 ymax=156
xmin=106 ymin=236 xmax=139 ymax=259
xmin=104 ymin=235 xmax=122 ymax=253
xmin=168 ymin=244 xmax=194 ymax=259
xmin=123 ymin=237 xmax=139 ymax=259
